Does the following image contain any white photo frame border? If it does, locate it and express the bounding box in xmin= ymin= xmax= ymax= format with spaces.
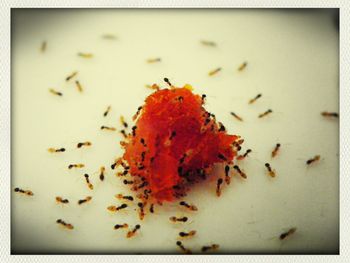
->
xmin=1 ymin=0 xmax=349 ymax=262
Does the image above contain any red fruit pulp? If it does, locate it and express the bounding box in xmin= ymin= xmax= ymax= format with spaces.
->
xmin=122 ymin=85 xmax=239 ymax=202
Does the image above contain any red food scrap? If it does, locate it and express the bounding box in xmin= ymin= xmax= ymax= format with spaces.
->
xmin=122 ymin=84 xmax=240 ymax=202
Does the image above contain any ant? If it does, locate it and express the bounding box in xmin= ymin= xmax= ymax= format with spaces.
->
xmin=133 ymin=180 xmax=148 ymax=191
xmin=84 ymin=174 xmax=93 ymax=190
xmin=77 ymin=52 xmax=93 ymax=58
xmin=170 ymin=216 xmax=188 ymax=223
xmin=145 ymin=84 xmax=160 ymax=91
xmin=279 ymin=227 xmax=297 ymax=240
xmin=40 ymin=41 xmax=47 ymax=53
xmin=56 ymin=196 xmax=69 ymax=204
xmin=115 ymin=194 xmax=134 ymax=201
xmin=147 ymin=58 xmax=161 ymax=63
xmin=176 ymin=241 xmax=192 ymax=254
xmin=78 ymin=196 xmax=92 ymax=205
xmin=101 ymin=126 xmax=116 ymax=131
xmin=111 ymin=158 xmax=122 ymax=170
xmin=224 ymin=165 xmax=231 ymax=185
xmin=258 ymin=109 xmax=273 ymax=118
xmin=201 ymin=244 xmax=219 ymax=252
xmin=179 ymin=230 xmax=196 ymax=238
xmin=230 ymin=112 xmax=243 ymax=122
xmin=77 ymin=142 xmax=91 ymax=148
xmin=120 ymin=129 xmax=128 ymax=139
xmin=131 ymin=126 xmax=137 ymax=137
xmin=200 ymin=40 xmax=216 ymax=47
xmin=149 ymin=203 xmax=155 ymax=213
xmin=272 ymin=143 xmax=281 ymax=158
xmin=137 ymin=202 xmax=146 ymax=220
xmin=306 ymin=155 xmax=320 ymax=165
xmin=114 ymin=223 xmax=128 ymax=230
xmin=321 ymin=112 xmax=338 ymax=118
xmin=107 ymin=204 xmax=128 ymax=212
xmin=103 ymin=106 xmax=111 ymax=117
xmin=265 ymin=163 xmax=276 ymax=177
xmin=201 ymin=94 xmax=207 ymax=104
xmin=132 ymin=106 xmax=143 ymax=121
xmin=75 ymin=80 xmax=83 ymax=92
xmin=233 ymin=165 xmax=247 ymax=179
xmin=56 ymin=219 xmax=73 ymax=230
xmin=237 ymin=149 xmax=252 ymax=160
xmin=116 ymin=170 xmax=129 ymax=177
xmin=49 ymin=88 xmax=62 ymax=96
xmin=120 ymin=116 xmax=128 ymax=128
xmin=179 ymin=201 xmax=198 ymax=211
xmin=238 ymin=61 xmax=247 ymax=71
xmin=248 ymin=93 xmax=262 ymax=104
xmin=208 ymin=67 xmax=221 ymax=76
xmin=66 ymin=71 xmax=78 ymax=82
xmin=216 ymin=178 xmax=223 ymax=197
xmin=14 ymin=187 xmax=33 ymax=196
xmin=126 ymin=224 xmax=141 ymax=238
xmin=68 ymin=164 xmax=84 ymax=169
xmin=102 ymin=34 xmax=117 ymax=40
xmin=218 ymin=153 xmax=227 ymax=161
xmin=48 ymin=148 xmax=65 ymax=153
xmin=123 ymin=179 xmax=134 ymax=185
xmin=232 ymin=139 xmax=244 ymax=151
xmin=164 ymin=77 xmax=172 ymax=87
xmin=99 ymin=166 xmax=105 ymax=181
xmin=140 ymin=138 xmax=146 ymax=147
xmin=218 ymin=122 xmax=226 ymax=132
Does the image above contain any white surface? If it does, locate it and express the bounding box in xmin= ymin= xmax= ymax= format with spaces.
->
xmin=12 ymin=9 xmax=339 ymax=254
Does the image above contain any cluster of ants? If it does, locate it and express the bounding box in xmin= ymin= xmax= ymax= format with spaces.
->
xmin=17 ymin=74 xmax=336 ymax=253
xmin=17 ymin=76 xmax=223 ymax=253
xmin=48 ymin=71 xmax=83 ymax=97
xmin=15 ymin=39 xmax=338 ymax=253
